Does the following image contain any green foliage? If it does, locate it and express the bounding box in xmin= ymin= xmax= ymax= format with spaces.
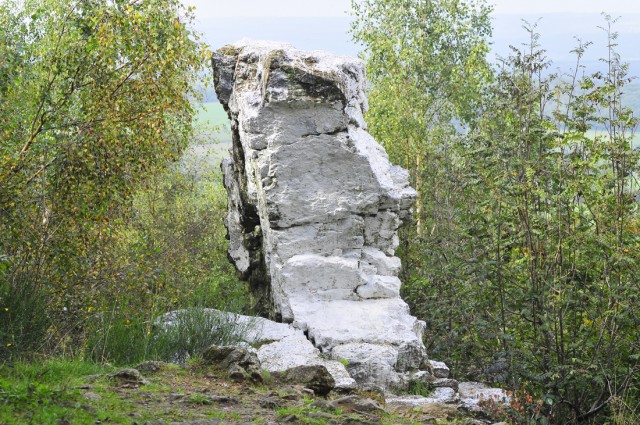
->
xmin=356 ymin=1 xmax=640 ymax=422
xmin=0 ymin=0 xmax=209 ymax=356
xmin=152 ymin=307 xmax=255 ymax=363
xmin=113 ymin=152 xmax=242 ymax=311
xmin=86 ymin=305 xmax=254 ymax=366
xmin=351 ymin=0 xmax=493 ymax=235
xmin=0 ymin=280 xmax=50 ymax=362
xmin=405 ymin=380 xmax=434 ymax=397
xmin=85 ymin=302 xmax=155 ymax=365
xmin=459 ymin=20 xmax=639 ymax=423
xmin=84 ymin=149 xmax=251 ymax=365
xmin=0 ymin=0 xmax=249 ymax=362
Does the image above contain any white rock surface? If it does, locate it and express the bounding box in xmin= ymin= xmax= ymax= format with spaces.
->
xmin=256 ymin=331 xmax=356 ymax=389
xmin=429 ymin=360 xmax=451 ymax=379
xmin=458 ymin=382 xmax=511 ymax=407
xmin=386 ymin=387 xmax=460 ymax=407
xmin=167 ymin=309 xmax=357 ymax=389
xmin=213 ymin=40 xmax=425 ymax=388
xmin=386 ymin=383 xmax=510 ymax=412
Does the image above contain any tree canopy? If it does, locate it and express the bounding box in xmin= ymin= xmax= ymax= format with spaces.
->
xmin=0 ymin=0 xmax=210 ymax=355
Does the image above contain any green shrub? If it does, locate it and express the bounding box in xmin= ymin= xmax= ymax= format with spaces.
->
xmin=0 ymin=277 xmax=51 ymax=362
xmin=153 ymin=307 xmax=255 ymax=363
xmin=86 ymin=305 xmax=254 ymax=365
xmin=85 ymin=304 xmax=154 ymax=365
xmin=83 ymin=139 xmax=253 ymax=365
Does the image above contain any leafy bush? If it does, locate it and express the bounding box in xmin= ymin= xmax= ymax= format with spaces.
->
xmin=358 ymin=5 xmax=640 ymax=422
xmin=0 ymin=277 xmax=51 ymax=362
xmin=82 ymin=140 xmax=252 ymax=362
xmin=114 ymin=146 xmax=243 ymax=312
xmin=0 ymin=0 xmax=210 ymax=357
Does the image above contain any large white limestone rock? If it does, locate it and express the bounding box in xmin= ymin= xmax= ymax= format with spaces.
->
xmin=162 ymin=309 xmax=356 ymax=390
xmin=213 ymin=40 xmax=426 ymax=389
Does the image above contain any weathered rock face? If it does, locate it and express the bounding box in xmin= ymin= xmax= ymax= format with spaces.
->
xmin=213 ymin=40 xmax=426 ymax=389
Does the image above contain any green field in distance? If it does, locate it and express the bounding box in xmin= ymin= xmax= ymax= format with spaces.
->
xmin=196 ymin=102 xmax=229 ymax=126
xmin=195 ymin=102 xmax=232 ymax=145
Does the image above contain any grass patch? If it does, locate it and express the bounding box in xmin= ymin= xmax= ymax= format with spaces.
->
xmin=0 ymin=357 xmax=472 ymax=425
xmin=275 ymin=405 xmax=331 ymax=425
xmin=0 ymin=359 xmax=120 ymax=425
xmin=185 ymin=393 xmax=213 ymax=405
xmin=0 ymin=279 xmax=51 ymax=362
xmin=405 ymin=380 xmax=435 ymax=397
xmin=195 ymin=102 xmax=232 ymax=145
xmin=0 ymin=358 xmax=232 ymax=424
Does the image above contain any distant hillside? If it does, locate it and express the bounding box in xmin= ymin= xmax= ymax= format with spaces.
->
xmin=197 ymin=12 xmax=640 ymax=128
xmin=491 ymin=12 xmax=640 ymax=77
xmin=194 ymin=13 xmax=640 ymax=76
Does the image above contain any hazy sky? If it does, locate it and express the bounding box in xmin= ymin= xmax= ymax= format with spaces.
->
xmin=185 ymin=0 xmax=640 ymax=77
xmin=185 ymin=0 xmax=640 ymax=18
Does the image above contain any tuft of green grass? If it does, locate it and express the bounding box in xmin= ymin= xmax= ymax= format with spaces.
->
xmin=274 ymin=405 xmax=330 ymax=425
xmin=152 ymin=307 xmax=256 ymax=363
xmin=0 ymin=279 xmax=51 ymax=363
xmin=405 ymin=379 xmax=434 ymax=397
xmin=185 ymin=393 xmax=213 ymax=405
xmin=86 ymin=306 xmax=255 ymax=366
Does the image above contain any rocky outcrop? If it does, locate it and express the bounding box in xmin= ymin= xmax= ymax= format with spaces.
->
xmin=201 ymin=345 xmax=263 ymax=383
xmin=233 ymin=311 xmax=357 ymax=390
xmin=212 ymin=40 xmax=427 ymax=389
xmin=271 ymin=365 xmax=335 ymax=396
xmin=161 ymin=308 xmax=510 ymax=412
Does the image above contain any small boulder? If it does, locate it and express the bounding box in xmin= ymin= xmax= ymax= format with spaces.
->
xmin=201 ymin=345 xmax=263 ymax=383
xmin=329 ymin=395 xmax=384 ymax=413
xmin=433 ymin=378 xmax=459 ymax=392
xmin=108 ymin=368 xmax=148 ymax=385
xmin=429 ymin=360 xmax=450 ymax=379
xmin=272 ymin=365 xmax=335 ymax=396
xmin=135 ymin=360 xmax=166 ymax=373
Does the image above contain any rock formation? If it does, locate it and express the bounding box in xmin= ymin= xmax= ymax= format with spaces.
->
xmin=213 ymin=40 xmax=428 ymax=389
